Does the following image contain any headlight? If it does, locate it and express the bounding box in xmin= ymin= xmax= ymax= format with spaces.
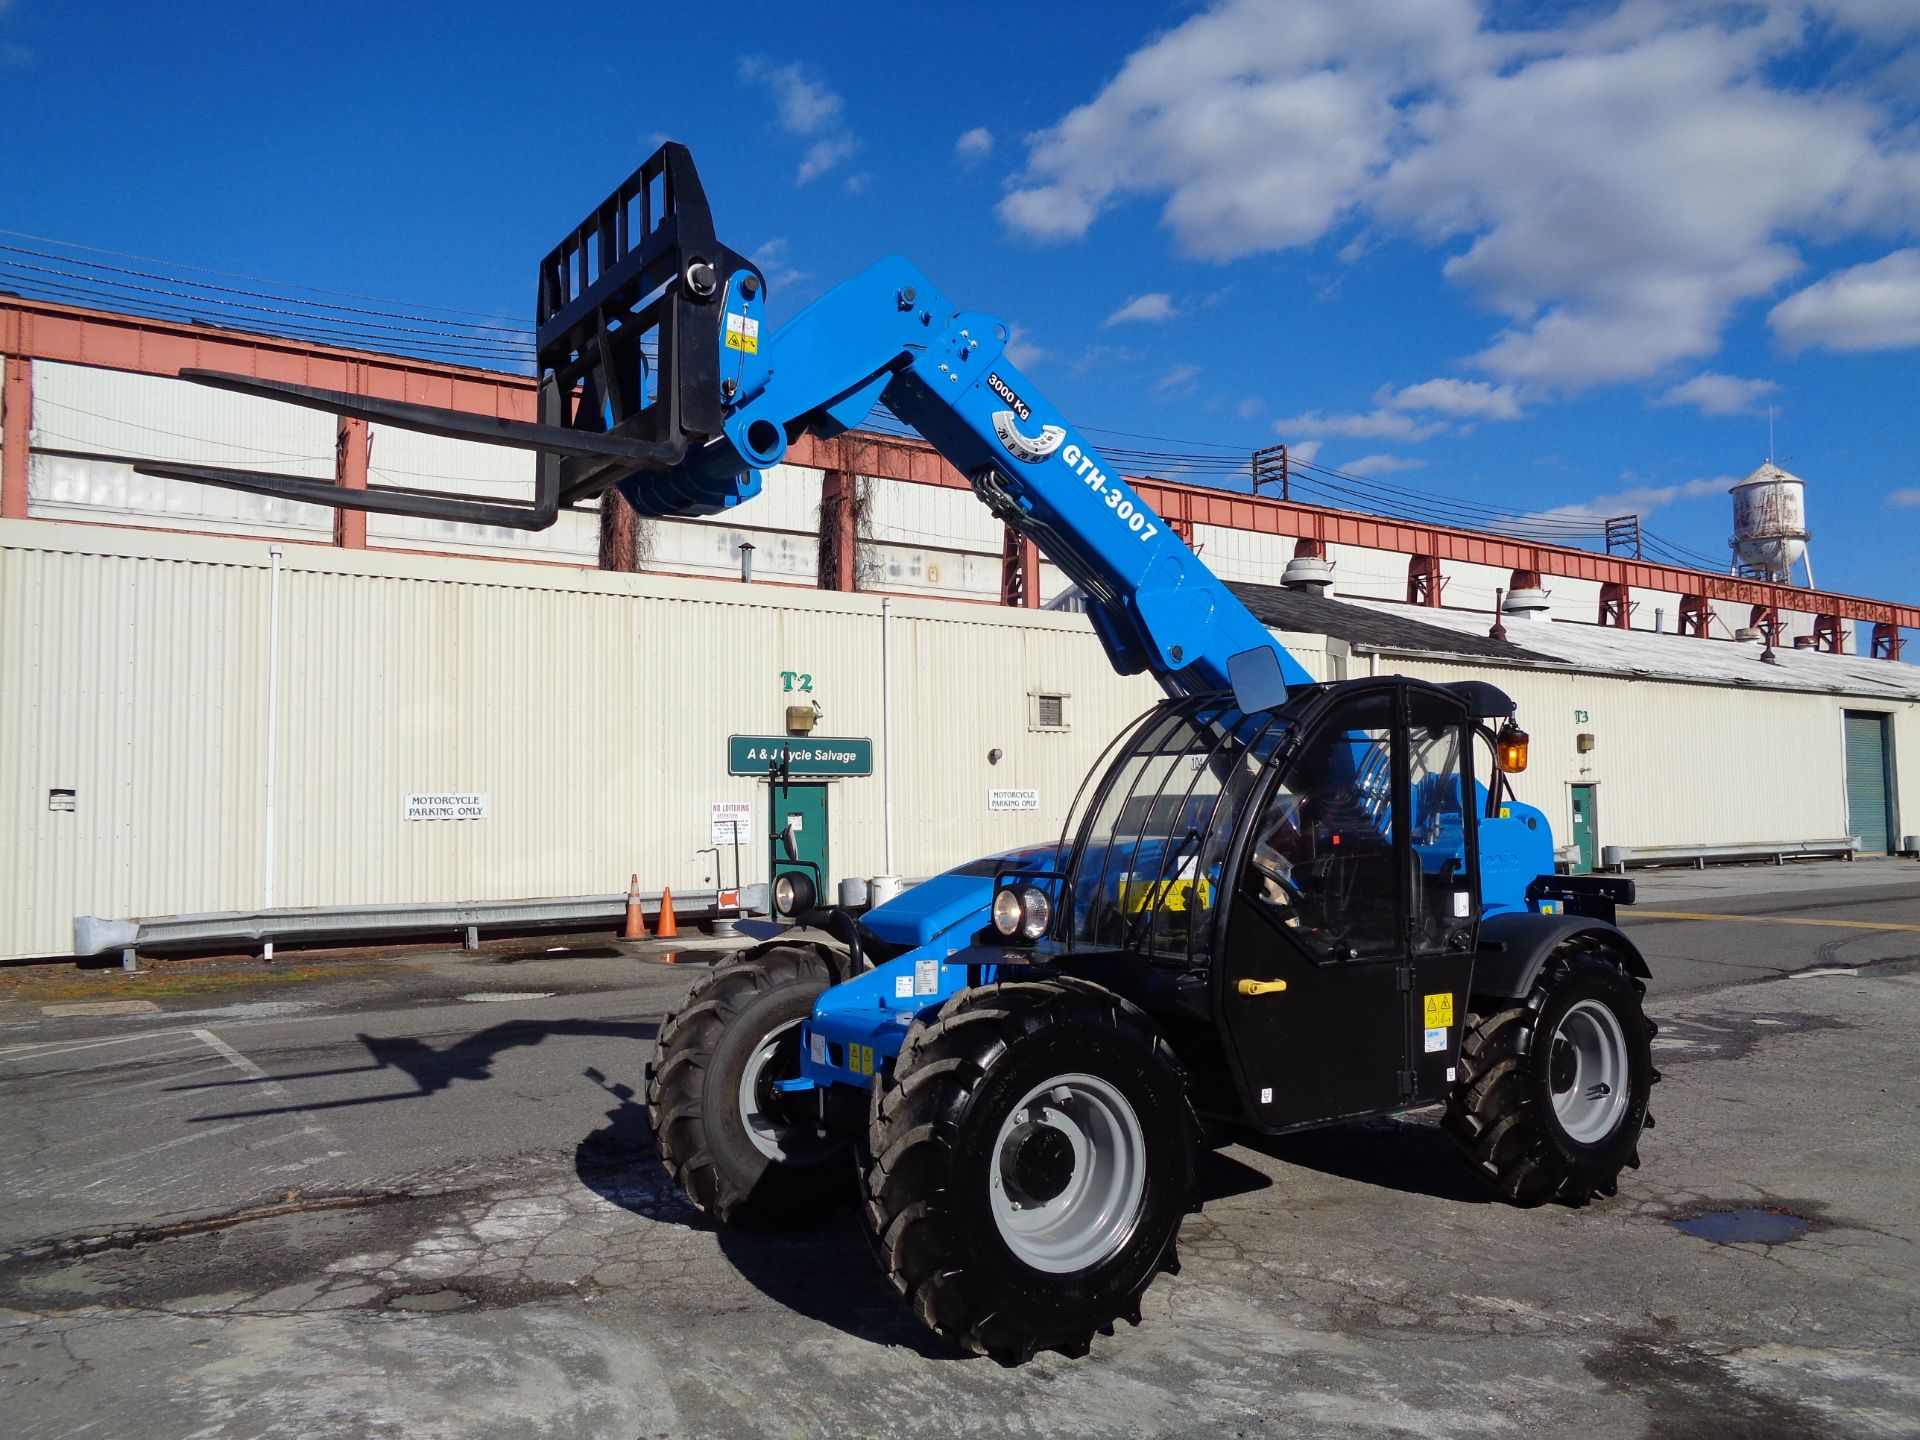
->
xmin=1018 ymin=886 xmax=1051 ymax=939
xmin=991 ymin=887 xmax=1023 ymax=936
xmin=773 ymin=871 xmax=815 ymax=916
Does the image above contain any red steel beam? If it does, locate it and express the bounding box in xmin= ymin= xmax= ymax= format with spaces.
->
xmin=1 ymin=354 xmax=30 ymax=519
xmin=334 ymin=417 xmax=369 ymax=548
xmin=5 ymin=295 xmax=1916 ymax=630
xmin=0 ymin=296 xmax=535 ymax=421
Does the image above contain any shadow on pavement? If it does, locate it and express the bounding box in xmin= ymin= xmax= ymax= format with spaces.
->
xmin=574 ymin=1067 xmax=953 ymax=1359
xmin=177 ymin=1019 xmax=660 ymax=1119
xmin=1237 ymin=1115 xmax=1493 ymax=1205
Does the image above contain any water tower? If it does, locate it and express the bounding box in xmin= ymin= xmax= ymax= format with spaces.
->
xmin=1729 ymin=462 xmax=1813 ymax=586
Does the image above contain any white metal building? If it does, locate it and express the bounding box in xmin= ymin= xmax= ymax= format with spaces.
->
xmin=1 ymin=298 xmax=1914 ymax=959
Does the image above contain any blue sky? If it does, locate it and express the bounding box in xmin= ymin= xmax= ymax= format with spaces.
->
xmin=2 ymin=0 xmax=1916 ymax=608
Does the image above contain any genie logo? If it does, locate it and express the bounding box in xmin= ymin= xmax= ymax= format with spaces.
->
xmin=992 ymin=410 xmax=1067 ymax=464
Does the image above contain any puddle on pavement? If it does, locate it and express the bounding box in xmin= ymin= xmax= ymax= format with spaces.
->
xmin=487 ymin=945 xmax=625 ymax=964
xmin=456 ymin=991 xmax=557 ymax=1003
xmin=385 ymin=1288 xmax=474 ymax=1313
xmin=1671 ymin=1208 xmax=1812 ymax=1245
xmin=1794 ymin=957 xmax=1920 ymax=980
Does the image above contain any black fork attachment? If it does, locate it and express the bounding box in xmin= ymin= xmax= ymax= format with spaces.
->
xmin=135 ymin=144 xmax=757 ymax=529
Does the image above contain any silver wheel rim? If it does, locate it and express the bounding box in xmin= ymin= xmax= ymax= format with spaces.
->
xmin=736 ymin=1019 xmax=838 ymax=1166
xmin=988 ymin=1072 xmax=1147 ymax=1274
xmin=1549 ymin=998 xmax=1631 ymax=1144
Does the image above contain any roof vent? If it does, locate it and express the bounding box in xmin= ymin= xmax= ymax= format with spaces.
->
xmin=1280 ymin=538 xmax=1334 ymax=594
xmin=1503 ymin=569 xmax=1551 ymax=621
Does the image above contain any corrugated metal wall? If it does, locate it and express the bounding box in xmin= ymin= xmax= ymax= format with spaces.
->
xmin=4 ymin=527 xmax=1911 ymax=959
xmin=1384 ymin=657 xmax=1860 ymax=849
xmin=0 ymin=521 xmax=1160 ymax=958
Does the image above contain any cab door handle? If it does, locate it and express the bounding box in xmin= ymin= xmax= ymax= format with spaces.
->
xmin=1237 ymin=978 xmax=1288 ymax=997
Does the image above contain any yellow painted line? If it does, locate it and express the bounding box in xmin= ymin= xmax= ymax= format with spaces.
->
xmin=1632 ymin=910 xmax=1920 ymax=933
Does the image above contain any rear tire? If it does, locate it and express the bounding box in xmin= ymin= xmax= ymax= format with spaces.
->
xmin=863 ymin=978 xmax=1194 ymax=1364
xmin=646 ymin=946 xmax=850 ymax=1227
xmin=1445 ymin=942 xmax=1658 ymax=1206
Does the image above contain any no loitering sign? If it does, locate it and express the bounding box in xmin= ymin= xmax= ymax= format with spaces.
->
xmin=405 ymin=792 xmax=489 ymax=821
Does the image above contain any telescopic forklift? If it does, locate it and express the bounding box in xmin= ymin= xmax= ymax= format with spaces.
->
xmin=139 ymin=145 xmax=1658 ymax=1364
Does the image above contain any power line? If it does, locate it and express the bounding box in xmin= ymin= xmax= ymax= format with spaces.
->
xmin=0 ymin=245 xmax=533 ymax=350
xmin=0 ymin=227 xmax=525 ymax=324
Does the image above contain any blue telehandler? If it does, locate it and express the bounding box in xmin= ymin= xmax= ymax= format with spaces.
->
xmin=142 ymin=145 xmax=1658 ymax=1364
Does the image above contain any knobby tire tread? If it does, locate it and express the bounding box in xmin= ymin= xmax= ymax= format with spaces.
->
xmin=862 ymin=976 xmax=1192 ymax=1364
xmin=1444 ymin=944 xmax=1659 ymax=1206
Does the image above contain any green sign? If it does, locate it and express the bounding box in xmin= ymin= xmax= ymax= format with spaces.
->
xmin=1574 ymin=709 xmax=1590 ymax=723
xmin=729 ymin=735 xmax=873 ymax=777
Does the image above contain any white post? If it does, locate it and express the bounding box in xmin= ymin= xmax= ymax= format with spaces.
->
xmin=262 ymin=546 xmax=283 ymax=961
xmin=881 ymin=595 xmax=896 ymax=878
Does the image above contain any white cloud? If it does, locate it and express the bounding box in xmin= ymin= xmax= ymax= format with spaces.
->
xmin=955 ymin=127 xmax=994 ymax=165
xmin=1533 ymin=475 xmax=1731 ymax=522
xmin=997 ymin=1 xmax=1920 ymax=390
xmin=1655 ymin=372 xmax=1780 ymax=416
xmin=1382 ymin=377 xmax=1522 ymax=420
xmin=1810 ymin=0 xmax=1920 ymax=41
xmin=1003 ymin=324 xmax=1048 ymax=370
xmin=1274 ymin=408 xmax=1448 ymax=442
xmin=1286 ymin=439 xmax=1323 ymax=467
xmin=1770 ymin=250 xmax=1920 ymax=353
xmin=1104 ymin=292 xmax=1181 ymax=326
xmin=750 ymin=239 xmax=806 ymax=294
xmin=797 ymin=136 xmax=859 ymax=185
xmin=1341 ymin=453 xmax=1428 ymax=477
xmin=1068 ymin=343 xmax=1138 ymax=376
xmin=739 ymin=57 xmax=860 ymax=184
xmin=1235 ymin=397 xmax=1264 ymax=421
xmin=740 ymin=57 xmax=843 ymax=134
xmin=841 ymin=170 xmax=872 ymax=196
xmin=1153 ymin=362 xmax=1202 ymax=397
xmin=1889 ymin=489 xmax=1920 ymax=508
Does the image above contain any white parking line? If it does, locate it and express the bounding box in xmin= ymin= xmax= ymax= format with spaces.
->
xmin=0 ymin=1028 xmax=203 ymax=1061
xmin=191 ymin=1028 xmax=343 ymax=1159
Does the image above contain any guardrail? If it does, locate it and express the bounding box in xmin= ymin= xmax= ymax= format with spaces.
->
xmin=72 ymin=884 xmax=770 ymax=971
xmin=1600 ymin=838 xmax=1860 ymax=872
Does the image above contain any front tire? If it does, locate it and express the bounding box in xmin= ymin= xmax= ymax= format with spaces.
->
xmin=1445 ymin=943 xmax=1658 ymax=1206
xmin=863 ymin=978 xmax=1194 ymax=1364
xmin=645 ymin=946 xmax=849 ymax=1227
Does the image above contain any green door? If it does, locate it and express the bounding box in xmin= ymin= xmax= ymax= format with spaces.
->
xmin=1843 ymin=711 xmax=1894 ymax=854
xmin=1570 ymin=785 xmax=1598 ymax=875
xmin=768 ymin=783 xmax=831 ymax=893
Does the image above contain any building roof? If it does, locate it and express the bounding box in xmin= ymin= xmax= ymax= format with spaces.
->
xmin=1229 ymin=580 xmax=1919 ymax=701
xmin=1226 ymin=582 xmax=1536 ymax=662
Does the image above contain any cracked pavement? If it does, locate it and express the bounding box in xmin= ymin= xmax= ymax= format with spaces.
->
xmin=1 ymin=867 xmax=1918 ymax=1438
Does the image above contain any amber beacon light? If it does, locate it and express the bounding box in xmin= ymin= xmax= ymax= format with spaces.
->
xmin=1494 ymin=721 xmax=1531 ymax=773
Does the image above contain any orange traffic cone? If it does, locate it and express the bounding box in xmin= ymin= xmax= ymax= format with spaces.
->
xmin=656 ymin=886 xmax=679 ymax=939
xmin=623 ymin=874 xmax=648 ymax=940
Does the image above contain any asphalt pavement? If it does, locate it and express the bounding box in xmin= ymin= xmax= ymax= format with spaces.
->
xmin=2 ymin=860 xmax=1917 ymax=1438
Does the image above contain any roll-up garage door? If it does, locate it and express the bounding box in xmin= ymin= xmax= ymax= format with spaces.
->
xmin=1842 ymin=711 xmax=1892 ymax=854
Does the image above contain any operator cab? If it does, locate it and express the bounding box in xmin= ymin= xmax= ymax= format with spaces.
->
xmin=1020 ymin=676 xmax=1534 ymax=1132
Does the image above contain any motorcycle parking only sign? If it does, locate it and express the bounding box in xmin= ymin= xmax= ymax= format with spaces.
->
xmin=404 ymin=792 xmax=489 ymax=820
xmin=989 ymin=789 xmax=1040 ymax=812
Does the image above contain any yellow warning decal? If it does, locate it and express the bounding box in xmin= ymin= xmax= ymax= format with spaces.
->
xmin=1423 ymin=993 xmax=1454 ymax=1028
xmin=724 ymin=313 xmax=760 ymax=354
xmin=848 ymin=1042 xmax=873 ymax=1077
